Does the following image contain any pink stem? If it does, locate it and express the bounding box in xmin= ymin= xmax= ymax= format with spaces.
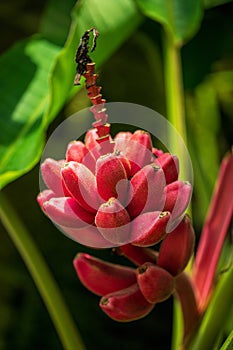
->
xmin=175 ymin=272 xmax=199 ymax=341
xmin=115 ymin=244 xmax=158 ymax=266
xmin=192 ymin=152 xmax=233 ymax=312
xmin=84 ymin=62 xmax=114 ymax=154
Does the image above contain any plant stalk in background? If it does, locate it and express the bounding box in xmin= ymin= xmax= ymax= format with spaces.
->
xmin=0 ymin=192 xmax=86 ymax=350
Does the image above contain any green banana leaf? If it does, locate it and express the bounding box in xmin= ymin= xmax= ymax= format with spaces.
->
xmin=134 ymin=0 xmax=203 ymax=45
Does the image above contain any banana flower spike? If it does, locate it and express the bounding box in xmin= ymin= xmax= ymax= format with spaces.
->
xmin=192 ymin=152 xmax=233 ymax=312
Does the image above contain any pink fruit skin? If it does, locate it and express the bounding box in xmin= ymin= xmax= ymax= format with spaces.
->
xmin=136 ymin=263 xmax=174 ymax=303
xmin=157 ymin=215 xmax=195 ymax=276
xmin=131 ymin=211 xmax=170 ymax=247
xmin=100 ymin=283 xmax=154 ymax=322
xmin=73 ymin=253 xmax=136 ymax=296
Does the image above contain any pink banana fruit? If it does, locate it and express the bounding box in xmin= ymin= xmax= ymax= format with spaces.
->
xmin=155 ymin=153 xmax=179 ymax=184
xmin=100 ymin=283 xmax=154 ymax=322
xmin=136 ymin=263 xmax=174 ymax=303
xmin=157 ymin=215 xmax=195 ymax=276
xmin=95 ymin=197 xmax=131 ymax=244
xmin=126 ymin=163 xmax=166 ymax=218
xmin=61 ymin=161 xmax=99 ymax=213
xmin=73 ymin=253 xmax=136 ymax=296
xmin=131 ymin=211 xmax=170 ymax=247
xmin=95 ymin=153 xmax=128 ymax=202
xmin=124 ymin=130 xmax=153 ymax=176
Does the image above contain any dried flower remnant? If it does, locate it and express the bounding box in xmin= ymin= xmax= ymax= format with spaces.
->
xmin=74 ymin=28 xmax=99 ymax=85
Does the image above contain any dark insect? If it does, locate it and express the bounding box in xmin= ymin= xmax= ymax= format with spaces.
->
xmin=74 ymin=27 xmax=99 ymax=85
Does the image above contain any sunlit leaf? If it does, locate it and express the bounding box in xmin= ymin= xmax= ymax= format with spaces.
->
xmin=0 ymin=37 xmax=61 ymax=190
xmin=134 ymin=0 xmax=203 ymax=45
xmin=39 ymin=0 xmax=77 ymax=45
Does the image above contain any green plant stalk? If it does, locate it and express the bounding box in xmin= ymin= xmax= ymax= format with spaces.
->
xmin=186 ymin=265 xmax=233 ymax=350
xmin=163 ymin=30 xmax=188 ymax=181
xmin=163 ymin=29 xmax=191 ymax=350
xmin=0 ymin=191 xmax=86 ymax=350
xmin=172 ymin=299 xmax=184 ymax=350
xmin=220 ymin=329 xmax=233 ymax=350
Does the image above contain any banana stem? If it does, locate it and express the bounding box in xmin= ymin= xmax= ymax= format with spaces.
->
xmin=163 ymin=29 xmax=188 ymax=181
xmin=175 ymin=273 xmax=200 ymax=344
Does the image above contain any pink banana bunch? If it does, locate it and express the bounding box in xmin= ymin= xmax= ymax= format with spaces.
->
xmin=37 ymin=128 xmax=192 ymax=248
xmin=73 ymin=214 xmax=195 ymax=322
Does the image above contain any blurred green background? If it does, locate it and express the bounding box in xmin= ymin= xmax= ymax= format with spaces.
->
xmin=0 ymin=0 xmax=232 ymax=349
